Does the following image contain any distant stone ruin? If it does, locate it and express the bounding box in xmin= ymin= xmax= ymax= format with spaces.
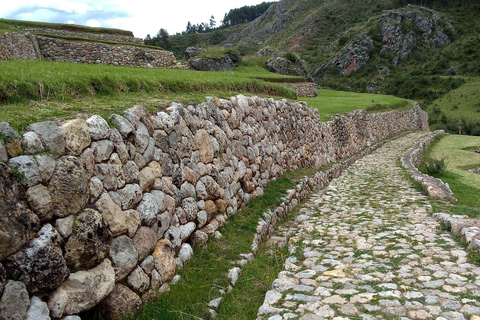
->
xmin=0 ymin=27 xmax=176 ymax=68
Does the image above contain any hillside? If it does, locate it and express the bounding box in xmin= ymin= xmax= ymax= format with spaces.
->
xmin=218 ymin=0 xmax=480 ymax=133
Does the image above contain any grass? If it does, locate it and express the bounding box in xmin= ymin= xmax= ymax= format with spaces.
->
xmin=421 ymin=134 xmax=480 ymax=216
xmin=427 ymin=77 xmax=480 ymax=122
xmin=299 ymin=89 xmax=413 ymax=121
xmin=135 ymin=175 xmax=296 ymax=320
xmin=0 ymin=60 xmax=299 ymax=131
xmin=0 ymin=59 xmax=417 ymax=132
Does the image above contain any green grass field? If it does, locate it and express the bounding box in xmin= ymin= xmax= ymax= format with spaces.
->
xmin=423 ymin=134 xmax=480 ymax=215
xmin=300 ymin=89 xmax=413 ymax=121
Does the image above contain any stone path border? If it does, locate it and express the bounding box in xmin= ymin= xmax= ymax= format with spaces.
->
xmin=401 ymin=130 xmax=456 ymax=201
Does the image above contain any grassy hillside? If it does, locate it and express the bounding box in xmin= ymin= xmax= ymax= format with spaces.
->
xmin=216 ymin=0 xmax=480 ymax=134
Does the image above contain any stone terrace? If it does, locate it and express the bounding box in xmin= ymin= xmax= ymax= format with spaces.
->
xmin=258 ymin=132 xmax=480 ymax=320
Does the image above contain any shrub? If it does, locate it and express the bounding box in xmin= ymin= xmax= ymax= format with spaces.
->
xmin=285 ymin=51 xmax=299 ymax=63
xmin=447 ymin=66 xmax=457 ymax=75
xmin=420 ymin=156 xmax=449 ymax=175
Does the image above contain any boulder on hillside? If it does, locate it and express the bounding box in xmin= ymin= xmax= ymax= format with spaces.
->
xmin=184 ymin=47 xmax=207 ymax=60
xmin=265 ymin=55 xmax=314 ymax=82
xmin=190 ymin=56 xmax=235 ymax=71
xmin=186 ymin=47 xmax=240 ymax=71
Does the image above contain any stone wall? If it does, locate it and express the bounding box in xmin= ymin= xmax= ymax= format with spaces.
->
xmin=37 ymin=37 xmax=176 ymax=68
xmin=0 ymin=32 xmax=176 ymax=69
xmin=20 ymin=28 xmax=143 ymax=45
xmin=0 ymin=32 xmax=40 ymax=61
xmin=0 ymin=95 xmax=428 ymax=319
xmin=401 ymin=130 xmax=456 ymax=201
xmin=282 ymin=83 xmax=318 ymax=97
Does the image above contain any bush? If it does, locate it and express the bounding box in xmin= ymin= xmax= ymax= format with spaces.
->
xmin=285 ymin=51 xmax=299 ymax=63
xmin=420 ymin=156 xmax=449 ymax=175
xmin=448 ymin=66 xmax=457 ymax=75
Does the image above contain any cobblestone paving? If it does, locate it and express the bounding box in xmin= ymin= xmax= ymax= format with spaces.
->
xmin=257 ymin=132 xmax=480 ymax=320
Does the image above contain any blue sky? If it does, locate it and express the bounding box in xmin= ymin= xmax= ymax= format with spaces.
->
xmin=0 ymin=0 xmax=275 ymax=38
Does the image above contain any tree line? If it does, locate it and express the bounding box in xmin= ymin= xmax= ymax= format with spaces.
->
xmin=144 ymin=1 xmax=275 ymax=45
xmin=221 ymin=1 xmax=274 ymax=27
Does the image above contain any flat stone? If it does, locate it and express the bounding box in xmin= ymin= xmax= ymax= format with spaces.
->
xmin=26 ymin=121 xmax=65 ymax=156
xmin=95 ymin=192 xmax=128 ymax=236
xmin=109 ymin=235 xmax=138 ymax=281
xmin=0 ymin=280 xmax=30 ymax=320
xmin=26 ymin=184 xmax=52 ymax=221
xmin=322 ymin=295 xmax=347 ymax=304
xmin=48 ymin=259 xmax=115 ymax=318
xmin=133 ymin=226 xmax=157 ymax=261
xmin=25 ymin=296 xmax=50 ymax=320
xmin=127 ymin=266 xmax=150 ymax=293
xmin=60 ymin=119 xmax=91 ymax=155
xmin=153 ymin=239 xmax=176 ymax=282
xmin=49 ymin=156 xmax=90 ymax=217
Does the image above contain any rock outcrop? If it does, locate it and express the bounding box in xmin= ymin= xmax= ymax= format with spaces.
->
xmin=315 ymin=6 xmax=454 ymax=77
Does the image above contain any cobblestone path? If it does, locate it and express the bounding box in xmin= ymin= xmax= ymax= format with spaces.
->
xmin=257 ymin=132 xmax=480 ymax=320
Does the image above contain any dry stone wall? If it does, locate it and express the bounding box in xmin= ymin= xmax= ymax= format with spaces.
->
xmin=20 ymin=28 xmax=143 ymax=45
xmin=0 ymin=95 xmax=428 ymax=319
xmin=37 ymin=37 xmax=176 ymax=68
xmin=0 ymin=32 xmax=40 ymax=60
xmin=0 ymin=32 xmax=176 ymax=69
xmin=401 ymin=130 xmax=456 ymax=200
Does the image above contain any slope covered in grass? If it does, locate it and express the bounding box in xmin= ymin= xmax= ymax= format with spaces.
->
xmin=0 ymin=60 xmax=299 ymax=130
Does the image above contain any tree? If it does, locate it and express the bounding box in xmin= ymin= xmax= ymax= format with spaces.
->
xmin=209 ymin=15 xmax=216 ymax=29
xmin=186 ymin=21 xmax=192 ymax=34
xmin=156 ymin=28 xmax=170 ymax=49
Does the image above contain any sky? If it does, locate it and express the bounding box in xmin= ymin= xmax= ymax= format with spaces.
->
xmin=0 ymin=0 xmax=276 ymax=39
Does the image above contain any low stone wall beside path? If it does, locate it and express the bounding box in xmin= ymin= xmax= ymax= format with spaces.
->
xmin=401 ymin=129 xmax=456 ymax=201
xmin=0 ymin=96 xmax=428 ymax=319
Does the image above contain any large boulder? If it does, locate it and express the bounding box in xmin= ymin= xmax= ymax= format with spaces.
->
xmin=49 ymin=156 xmax=90 ymax=218
xmin=266 ymin=55 xmax=314 ymax=82
xmin=0 ymin=163 xmax=40 ymax=260
xmin=5 ymin=224 xmax=69 ymax=294
xmin=47 ymin=259 xmax=115 ymax=318
xmin=190 ymin=56 xmax=235 ymax=71
xmin=184 ymin=47 xmax=207 ymax=60
xmin=64 ymin=209 xmax=112 ymax=270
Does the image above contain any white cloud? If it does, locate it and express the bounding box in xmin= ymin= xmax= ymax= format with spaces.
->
xmin=86 ymin=19 xmax=101 ymax=27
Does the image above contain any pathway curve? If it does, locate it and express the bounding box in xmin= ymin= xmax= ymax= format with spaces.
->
xmin=257 ymin=132 xmax=480 ymax=320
